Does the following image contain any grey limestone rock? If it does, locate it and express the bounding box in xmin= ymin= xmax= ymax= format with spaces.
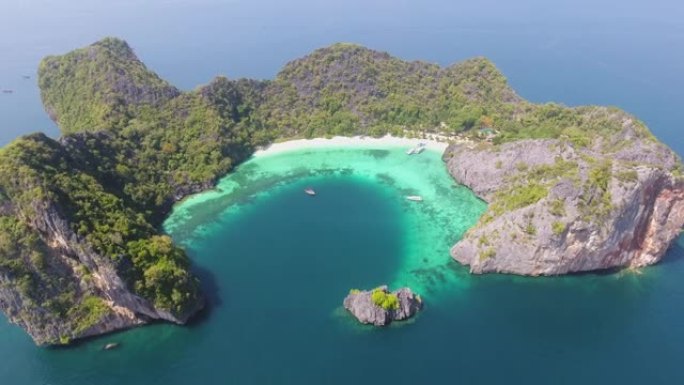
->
xmin=443 ymin=130 xmax=684 ymax=276
xmin=343 ymin=286 xmax=423 ymax=326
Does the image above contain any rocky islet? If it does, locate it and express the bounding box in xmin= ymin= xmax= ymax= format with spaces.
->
xmin=344 ymin=286 xmax=423 ymax=326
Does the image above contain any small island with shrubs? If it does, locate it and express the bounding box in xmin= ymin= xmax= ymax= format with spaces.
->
xmin=343 ymin=286 xmax=423 ymax=326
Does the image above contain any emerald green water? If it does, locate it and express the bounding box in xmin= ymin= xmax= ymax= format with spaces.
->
xmin=165 ymin=146 xmax=487 ymax=295
xmin=2 ymin=145 xmax=684 ymax=384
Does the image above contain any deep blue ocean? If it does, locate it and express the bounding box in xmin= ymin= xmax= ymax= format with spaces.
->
xmin=0 ymin=1 xmax=683 ymax=384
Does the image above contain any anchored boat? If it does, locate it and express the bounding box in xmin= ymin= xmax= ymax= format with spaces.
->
xmin=405 ymin=195 xmax=423 ymax=202
xmin=406 ymin=142 xmax=426 ymax=155
xmin=304 ymin=187 xmax=316 ymax=196
xmin=103 ymin=342 xmax=119 ymax=350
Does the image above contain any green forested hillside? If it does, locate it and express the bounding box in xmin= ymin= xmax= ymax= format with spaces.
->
xmin=253 ymin=43 xmax=520 ymax=138
xmin=0 ymin=134 xmax=201 ymax=324
xmin=39 ymin=38 xmax=180 ymax=134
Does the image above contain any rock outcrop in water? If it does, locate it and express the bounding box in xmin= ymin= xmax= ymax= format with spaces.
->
xmin=1 ymin=37 xmax=682 ymax=344
xmin=444 ymin=129 xmax=684 ymax=275
xmin=343 ymin=286 xmax=423 ymax=326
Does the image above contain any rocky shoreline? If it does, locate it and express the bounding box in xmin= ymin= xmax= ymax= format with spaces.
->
xmin=444 ymin=135 xmax=684 ymax=275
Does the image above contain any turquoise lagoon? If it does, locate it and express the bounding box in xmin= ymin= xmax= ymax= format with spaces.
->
xmin=164 ymin=145 xmax=487 ymax=295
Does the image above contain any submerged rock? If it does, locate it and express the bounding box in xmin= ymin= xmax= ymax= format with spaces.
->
xmin=343 ymin=286 xmax=423 ymax=326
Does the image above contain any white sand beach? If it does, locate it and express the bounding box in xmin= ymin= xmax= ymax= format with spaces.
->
xmin=253 ymin=135 xmax=453 ymax=158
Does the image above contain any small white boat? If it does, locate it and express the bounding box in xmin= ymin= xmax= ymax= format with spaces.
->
xmin=406 ymin=143 xmax=426 ymax=155
xmin=405 ymin=195 xmax=423 ymax=202
xmin=103 ymin=342 xmax=119 ymax=350
xmin=304 ymin=187 xmax=316 ymax=196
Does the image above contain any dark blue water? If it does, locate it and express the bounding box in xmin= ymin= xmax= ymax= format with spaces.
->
xmin=1 ymin=1 xmax=684 ymax=384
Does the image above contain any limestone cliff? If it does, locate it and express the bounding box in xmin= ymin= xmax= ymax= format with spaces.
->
xmin=0 ymin=133 xmax=204 ymax=345
xmin=444 ymin=118 xmax=684 ymax=275
xmin=0 ymin=198 xmax=194 ymax=345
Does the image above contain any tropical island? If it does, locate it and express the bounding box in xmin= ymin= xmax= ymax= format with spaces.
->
xmin=0 ymin=37 xmax=681 ymax=345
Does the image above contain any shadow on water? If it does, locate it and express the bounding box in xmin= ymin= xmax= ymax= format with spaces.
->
xmin=186 ymin=263 xmax=222 ymax=328
xmin=363 ymin=149 xmax=391 ymax=159
xmin=457 ymin=236 xmax=684 ymax=287
xmin=44 ymin=262 xmax=223 ymax=350
xmin=43 ymin=318 xmax=170 ymax=351
xmin=573 ymin=235 xmax=684 ymax=275
xmin=656 ymin=236 xmax=684 ymax=267
xmin=569 ymin=266 xmax=625 ymax=277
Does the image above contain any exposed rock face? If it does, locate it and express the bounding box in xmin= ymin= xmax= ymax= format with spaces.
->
xmin=0 ymin=131 xmax=205 ymax=346
xmin=343 ymin=286 xmax=423 ymax=326
xmin=33 ymin=201 xmax=203 ymax=324
xmin=444 ymin=132 xmax=684 ymax=275
xmin=0 ymin=197 xmax=203 ymax=345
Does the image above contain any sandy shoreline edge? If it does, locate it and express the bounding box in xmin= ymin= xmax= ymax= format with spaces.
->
xmin=253 ymin=135 xmax=452 ymax=158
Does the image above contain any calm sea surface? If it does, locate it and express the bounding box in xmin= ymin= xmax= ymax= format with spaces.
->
xmin=0 ymin=1 xmax=683 ymax=384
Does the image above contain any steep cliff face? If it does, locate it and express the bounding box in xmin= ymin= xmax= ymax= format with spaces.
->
xmin=444 ymin=126 xmax=684 ymax=275
xmin=0 ymin=198 xmax=201 ymax=345
xmin=0 ymin=205 xmax=136 ymax=346
xmin=0 ymin=134 xmax=204 ymax=345
xmin=0 ymin=209 xmax=154 ymax=345
xmin=31 ymin=201 xmax=202 ymax=325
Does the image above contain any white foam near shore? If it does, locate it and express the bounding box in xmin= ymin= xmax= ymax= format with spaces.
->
xmin=253 ymin=135 xmax=451 ymax=158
